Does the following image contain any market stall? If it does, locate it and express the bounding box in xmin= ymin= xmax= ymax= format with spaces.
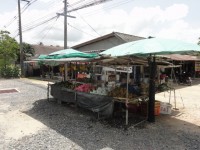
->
xmin=39 ymin=38 xmax=200 ymax=125
xmin=100 ymin=37 xmax=200 ymax=123
xmin=48 ymin=56 xmax=152 ymax=124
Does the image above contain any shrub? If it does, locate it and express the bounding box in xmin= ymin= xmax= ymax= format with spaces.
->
xmin=0 ymin=66 xmax=20 ymax=78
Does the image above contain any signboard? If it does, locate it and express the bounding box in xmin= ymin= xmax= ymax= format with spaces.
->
xmin=195 ymin=61 xmax=200 ymax=71
xmin=103 ymin=66 xmax=132 ymax=73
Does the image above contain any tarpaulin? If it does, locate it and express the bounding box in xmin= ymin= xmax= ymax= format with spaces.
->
xmin=50 ymin=84 xmax=114 ymax=117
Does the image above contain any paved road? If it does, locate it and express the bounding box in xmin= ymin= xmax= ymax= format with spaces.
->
xmin=0 ymin=78 xmax=200 ymax=150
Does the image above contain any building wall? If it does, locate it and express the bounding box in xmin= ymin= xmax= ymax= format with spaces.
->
xmin=75 ymin=36 xmax=124 ymax=52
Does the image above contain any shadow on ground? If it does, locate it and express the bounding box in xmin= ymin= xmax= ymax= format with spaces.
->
xmin=22 ymin=98 xmax=200 ymax=150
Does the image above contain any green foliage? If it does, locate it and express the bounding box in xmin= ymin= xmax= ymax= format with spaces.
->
xmin=16 ymin=42 xmax=35 ymax=62
xmin=0 ymin=30 xmax=19 ymax=68
xmin=198 ymin=37 xmax=200 ymax=45
xmin=0 ymin=65 xmax=20 ymax=78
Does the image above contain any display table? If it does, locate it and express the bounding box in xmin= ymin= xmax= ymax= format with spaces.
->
xmin=50 ymin=84 xmax=113 ymax=117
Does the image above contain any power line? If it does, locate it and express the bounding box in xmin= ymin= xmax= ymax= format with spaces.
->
xmin=4 ymin=0 xmax=38 ymax=28
xmin=82 ymin=0 xmax=133 ymax=17
xmin=68 ymin=0 xmax=112 ymax=13
xmin=14 ymin=15 xmax=59 ymax=37
xmin=40 ymin=17 xmax=59 ymax=42
xmin=68 ymin=23 xmax=96 ymax=37
xmin=69 ymin=5 xmax=101 ymax=37
xmin=21 ymin=0 xmax=63 ymax=23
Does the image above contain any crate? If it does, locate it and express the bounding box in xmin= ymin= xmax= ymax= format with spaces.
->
xmin=154 ymin=101 xmax=160 ymax=116
xmin=160 ymin=102 xmax=172 ymax=114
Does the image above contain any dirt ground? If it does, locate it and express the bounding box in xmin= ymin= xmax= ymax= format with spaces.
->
xmin=0 ymin=78 xmax=200 ymax=150
xmin=156 ymin=78 xmax=200 ymax=128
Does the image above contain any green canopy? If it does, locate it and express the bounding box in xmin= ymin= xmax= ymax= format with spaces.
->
xmin=38 ymin=54 xmax=48 ymax=59
xmin=39 ymin=48 xmax=98 ymax=59
xmin=100 ymin=38 xmax=200 ymax=57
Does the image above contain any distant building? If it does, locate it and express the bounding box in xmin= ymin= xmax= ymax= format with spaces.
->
xmin=72 ymin=32 xmax=145 ymax=53
xmin=30 ymin=44 xmax=64 ymax=60
xmin=25 ymin=44 xmax=64 ymax=77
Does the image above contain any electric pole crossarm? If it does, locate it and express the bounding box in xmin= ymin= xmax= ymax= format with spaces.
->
xmin=21 ymin=0 xmax=30 ymax=3
xmin=56 ymin=13 xmax=76 ymax=18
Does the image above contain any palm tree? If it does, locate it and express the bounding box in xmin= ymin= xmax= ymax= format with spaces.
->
xmin=22 ymin=42 xmax=35 ymax=60
xmin=16 ymin=42 xmax=35 ymax=63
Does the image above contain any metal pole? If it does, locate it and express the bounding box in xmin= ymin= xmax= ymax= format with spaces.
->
xmin=147 ymin=55 xmax=156 ymax=122
xmin=18 ymin=0 xmax=24 ymax=77
xmin=126 ymin=63 xmax=130 ymax=125
xmin=64 ymin=0 xmax=67 ymax=49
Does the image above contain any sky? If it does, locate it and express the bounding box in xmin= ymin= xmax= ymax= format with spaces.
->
xmin=0 ymin=0 xmax=200 ymax=47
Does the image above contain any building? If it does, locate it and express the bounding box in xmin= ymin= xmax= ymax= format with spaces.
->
xmin=30 ymin=43 xmax=64 ymax=60
xmin=25 ymin=44 xmax=64 ymax=77
xmin=72 ymin=32 xmax=145 ymax=53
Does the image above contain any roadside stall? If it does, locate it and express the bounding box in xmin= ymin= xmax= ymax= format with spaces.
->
xmin=100 ymin=37 xmax=200 ymax=123
xmin=38 ymin=52 xmax=152 ymax=121
xmin=35 ymin=38 xmax=200 ymax=126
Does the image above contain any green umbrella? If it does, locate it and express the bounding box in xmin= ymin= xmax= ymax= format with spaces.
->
xmin=38 ymin=54 xmax=48 ymax=59
xmin=48 ymin=48 xmax=98 ymax=59
xmin=100 ymin=38 xmax=200 ymax=56
xmin=101 ymin=38 xmax=200 ymax=123
xmin=38 ymin=48 xmax=98 ymax=60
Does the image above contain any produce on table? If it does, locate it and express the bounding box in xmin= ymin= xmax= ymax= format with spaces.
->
xmin=54 ymin=81 xmax=81 ymax=90
xmin=75 ymin=84 xmax=95 ymax=93
xmin=54 ymin=81 xmax=73 ymax=88
xmin=90 ymin=87 xmax=108 ymax=95
xmin=76 ymin=77 xmax=94 ymax=83
xmin=108 ymin=87 xmax=135 ymax=99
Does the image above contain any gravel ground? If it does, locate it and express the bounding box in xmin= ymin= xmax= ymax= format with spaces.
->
xmin=0 ymin=78 xmax=200 ymax=150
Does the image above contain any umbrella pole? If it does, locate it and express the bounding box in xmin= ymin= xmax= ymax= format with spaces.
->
xmin=147 ymin=55 xmax=156 ymax=123
xmin=64 ymin=62 xmax=66 ymax=81
xmin=126 ymin=63 xmax=130 ymax=126
xmin=75 ymin=62 xmax=77 ymax=109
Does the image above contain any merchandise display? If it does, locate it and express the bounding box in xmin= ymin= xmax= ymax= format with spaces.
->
xmin=75 ymin=84 xmax=95 ymax=93
xmin=90 ymin=87 xmax=110 ymax=95
xmin=108 ymin=87 xmax=136 ymax=99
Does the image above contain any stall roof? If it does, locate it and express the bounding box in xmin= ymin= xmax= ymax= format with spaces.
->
xmin=159 ymin=54 xmax=200 ymax=61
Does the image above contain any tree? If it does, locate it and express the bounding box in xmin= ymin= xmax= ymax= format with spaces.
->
xmin=0 ymin=30 xmax=19 ymax=68
xmin=16 ymin=42 xmax=35 ymax=62
xmin=198 ymin=37 xmax=200 ymax=45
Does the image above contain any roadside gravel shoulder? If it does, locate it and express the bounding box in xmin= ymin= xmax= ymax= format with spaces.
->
xmin=0 ymin=78 xmax=200 ymax=150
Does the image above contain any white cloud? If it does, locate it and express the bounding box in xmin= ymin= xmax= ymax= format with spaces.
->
xmin=0 ymin=2 xmax=199 ymax=47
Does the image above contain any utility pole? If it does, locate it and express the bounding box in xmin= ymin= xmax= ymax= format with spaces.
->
xmin=17 ymin=0 xmax=29 ymax=77
xmin=57 ymin=0 xmax=75 ymax=49
xmin=64 ymin=0 xmax=67 ymax=49
xmin=57 ymin=0 xmax=75 ymax=81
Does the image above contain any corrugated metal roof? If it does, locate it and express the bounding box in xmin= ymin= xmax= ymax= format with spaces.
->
xmin=160 ymin=54 xmax=200 ymax=61
xmin=114 ymin=32 xmax=145 ymax=42
xmin=72 ymin=32 xmax=145 ymax=49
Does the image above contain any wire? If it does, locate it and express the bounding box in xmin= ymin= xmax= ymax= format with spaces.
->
xmin=83 ymin=0 xmax=133 ymax=17
xmin=68 ymin=23 xmax=96 ymax=37
xmin=23 ymin=16 xmax=59 ymax=32
xmin=69 ymin=5 xmax=101 ymax=37
xmin=68 ymin=0 xmax=112 ymax=13
xmin=40 ymin=17 xmax=59 ymax=42
xmin=14 ymin=15 xmax=59 ymax=37
xmin=4 ymin=0 xmax=38 ymax=28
